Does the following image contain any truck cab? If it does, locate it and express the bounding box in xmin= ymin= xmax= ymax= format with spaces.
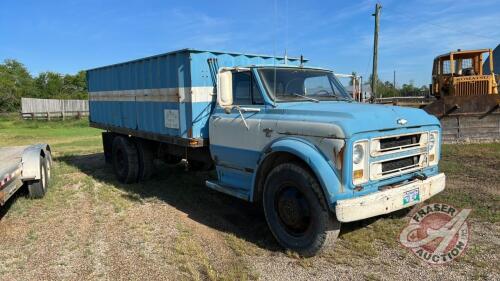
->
xmin=207 ymin=65 xmax=445 ymax=256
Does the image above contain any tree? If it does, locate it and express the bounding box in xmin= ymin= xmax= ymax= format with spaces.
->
xmin=367 ymin=74 xmax=398 ymax=98
xmin=0 ymin=59 xmax=35 ymax=112
xmin=0 ymin=59 xmax=89 ymax=112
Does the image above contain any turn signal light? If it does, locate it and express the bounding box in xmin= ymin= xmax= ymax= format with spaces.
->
xmin=353 ymin=169 xmax=364 ymax=179
xmin=429 ymin=154 xmax=435 ymax=162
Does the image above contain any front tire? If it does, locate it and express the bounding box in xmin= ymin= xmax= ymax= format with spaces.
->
xmin=263 ymin=162 xmax=340 ymax=257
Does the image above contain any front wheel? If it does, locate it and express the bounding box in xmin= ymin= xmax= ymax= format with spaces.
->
xmin=263 ymin=163 xmax=340 ymax=257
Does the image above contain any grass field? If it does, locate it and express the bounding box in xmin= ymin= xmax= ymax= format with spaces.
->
xmin=0 ymin=114 xmax=498 ymax=280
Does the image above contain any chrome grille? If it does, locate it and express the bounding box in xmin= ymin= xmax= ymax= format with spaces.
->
xmin=369 ymin=131 xmax=430 ymax=180
xmin=371 ymin=132 xmax=428 ymax=157
xmin=379 ymin=134 xmax=421 ymax=150
xmin=381 ymin=155 xmax=420 ymax=175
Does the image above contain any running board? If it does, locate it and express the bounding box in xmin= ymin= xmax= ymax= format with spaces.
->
xmin=205 ymin=180 xmax=249 ymax=201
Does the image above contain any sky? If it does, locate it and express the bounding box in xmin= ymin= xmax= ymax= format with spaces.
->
xmin=1 ymin=0 xmax=499 ymax=86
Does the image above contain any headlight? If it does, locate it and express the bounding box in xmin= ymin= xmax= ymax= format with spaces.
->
xmin=429 ymin=133 xmax=436 ymax=150
xmin=353 ymin=144 xmax=364 ymax=164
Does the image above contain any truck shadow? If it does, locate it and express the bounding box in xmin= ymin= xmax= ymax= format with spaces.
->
xmin=58 ymin=152 xmax=406 ymax=253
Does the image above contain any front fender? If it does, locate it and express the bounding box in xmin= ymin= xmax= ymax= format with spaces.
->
xmin=264 ymin=138 xmax=341 ymax=207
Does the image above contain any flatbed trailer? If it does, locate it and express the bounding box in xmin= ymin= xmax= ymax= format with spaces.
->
xmin=0 ymin=144 xmax=52 ymax=205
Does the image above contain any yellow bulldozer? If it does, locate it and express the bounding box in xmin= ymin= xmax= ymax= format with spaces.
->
xmin=424 ymin=48 xmax=500 ymax=142
xmin=425 ymin=49 xmax=499 ymax=116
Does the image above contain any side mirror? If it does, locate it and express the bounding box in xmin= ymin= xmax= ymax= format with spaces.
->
xmin=217 ymin=70 xmax=233 ymax=108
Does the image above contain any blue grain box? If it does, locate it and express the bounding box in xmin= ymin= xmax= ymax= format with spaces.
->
xmin=87 ymin=49 xmax=304 ymax=144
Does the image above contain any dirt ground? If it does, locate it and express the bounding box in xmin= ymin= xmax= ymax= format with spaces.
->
xmin=0 ymin=119 xmax=498 ymax=280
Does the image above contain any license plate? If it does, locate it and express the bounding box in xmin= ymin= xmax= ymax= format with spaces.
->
xmin=403 ymin=188 xmax=420 ymax=205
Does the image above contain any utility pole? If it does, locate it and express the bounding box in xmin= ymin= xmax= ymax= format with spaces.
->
xmin=393 ymin=70 xmax=396 ymax=97
xmin=393 ymin=70 xmax=396 ymax=88
xmin=371 ymin=3 xmax=382 ymax=100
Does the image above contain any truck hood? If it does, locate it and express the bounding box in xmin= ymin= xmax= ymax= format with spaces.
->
xmin=270 ymin=101 xmax=440 ymax=138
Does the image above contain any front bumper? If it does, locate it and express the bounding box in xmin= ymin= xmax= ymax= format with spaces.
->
xmin=335 ymin=173 xmax=445 ymax=222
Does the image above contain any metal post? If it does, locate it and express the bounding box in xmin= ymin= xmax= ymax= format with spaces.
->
xmin=393 ymin=70 xmax=396 ymax=88
xmin=489 ymin=49 xmax=494 ymax=74
xmin=393 ymin=70 xmax=396 ymax=97
xmin=360 ymin=76 xmax=364 ymax=102
xmin=371 ymin=3 xmax=382 ymax=100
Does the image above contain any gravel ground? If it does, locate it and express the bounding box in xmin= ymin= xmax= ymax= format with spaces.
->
xmin=0 ymin=145 xmax=498 ymax=280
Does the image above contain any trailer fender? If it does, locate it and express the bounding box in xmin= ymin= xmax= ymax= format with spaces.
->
xmin=260 ymin=138 xmax=342 ymax=206
xmin=21 ymin=144 xmax=51 ymax=181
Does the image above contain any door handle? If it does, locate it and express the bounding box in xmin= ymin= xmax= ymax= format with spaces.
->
xmin=239 ymin=107 xmax=261 ymax=113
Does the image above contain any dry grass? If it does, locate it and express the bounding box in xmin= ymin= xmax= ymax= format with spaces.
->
xmin=0 ymin=117 xmax=498 ymax=280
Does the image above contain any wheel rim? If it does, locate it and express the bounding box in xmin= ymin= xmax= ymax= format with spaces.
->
xmin=274 ymin=184 xmax=312 ymax=236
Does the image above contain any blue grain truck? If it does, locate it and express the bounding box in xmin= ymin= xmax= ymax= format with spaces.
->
xmin=87 ymin=49 xmax=446 ymax=256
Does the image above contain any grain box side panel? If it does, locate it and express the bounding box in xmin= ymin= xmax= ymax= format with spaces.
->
xmin=88 ymin=50 xmax=192 ymax=139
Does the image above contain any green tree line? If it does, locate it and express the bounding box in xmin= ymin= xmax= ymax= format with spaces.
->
xmin=0 ymin=59 xmax=87 ymax=112
xmin=368 ymin=75 xmax=429 ymax=98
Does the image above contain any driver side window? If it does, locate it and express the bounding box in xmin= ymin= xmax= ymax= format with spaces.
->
xmin=232 ymin=71 xmax=264 ymax=105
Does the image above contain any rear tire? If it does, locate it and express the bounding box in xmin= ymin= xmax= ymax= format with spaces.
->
xmin=28 ymin=156 xmax=48 ymax=199
xmin=263 ymin=162 xmax=340 ymax=257
xmin=136 ymin=140 xmax=155 ymax=182
xmin=112 ymin=136 xmax=139 ymax=183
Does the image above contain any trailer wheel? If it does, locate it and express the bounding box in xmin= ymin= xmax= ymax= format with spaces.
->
xmin=263 ymin=162 xmax=340 ymax=257
xmin=45 ymin=151 xmax=52 ymax=182
xmin=112 ymin=136 xmax=139 ymax=183
xmin=136 ymin=140 xmax=155 ymax=182
xmin=28 ymin=156 xmax=48 ymax=199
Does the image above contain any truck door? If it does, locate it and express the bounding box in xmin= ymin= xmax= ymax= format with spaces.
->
xmin=209 ymin=70 xmax=265 ymax=191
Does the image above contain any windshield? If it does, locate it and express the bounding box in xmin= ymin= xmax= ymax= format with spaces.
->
xmin=257 ymin=68 xmax=352 ymax=102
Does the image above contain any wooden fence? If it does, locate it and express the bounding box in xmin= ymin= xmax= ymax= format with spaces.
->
xmin=21 ymin=98 xmax=89 ymax=120
xmin=441 ymin=113 xmax=500 ymax=143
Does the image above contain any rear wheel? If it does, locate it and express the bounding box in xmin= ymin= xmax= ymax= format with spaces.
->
xmin=112 ymin=136 xmax=139 ymax=183
xmin=136 ymin=140 xmax=155 ymax=182
xmin=28 ymin=156 xmax=48 ymax=199
xmin=263 ymin=162 xmax=340 ymax=257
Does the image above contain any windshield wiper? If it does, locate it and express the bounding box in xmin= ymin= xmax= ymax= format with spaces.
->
xmin=291 ymin=93 xmax=319 ymax=103
xmin=319 ymin=95 xmax=353 ymax=102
